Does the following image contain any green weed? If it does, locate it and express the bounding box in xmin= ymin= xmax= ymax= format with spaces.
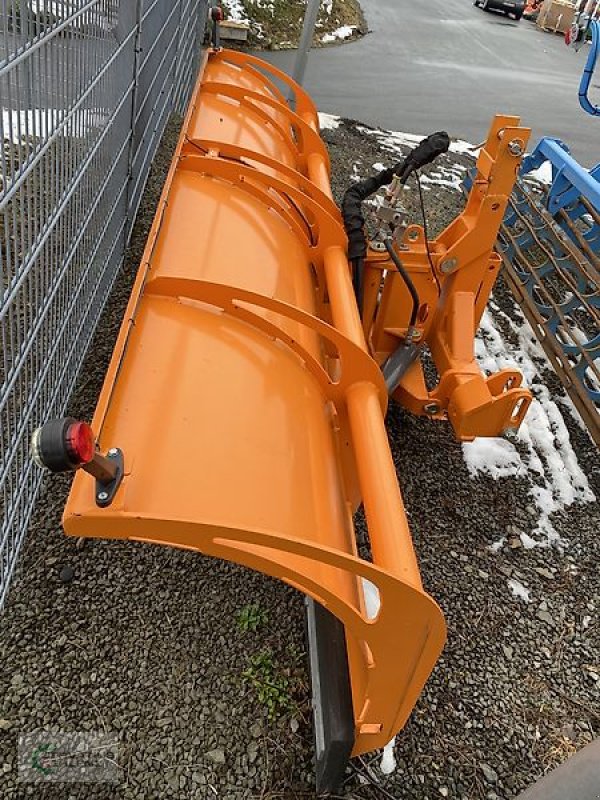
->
xmin=242 ymin=651 xmax=295 ymax=720
xmin=237 ymin=603 xmax=269 ymax=632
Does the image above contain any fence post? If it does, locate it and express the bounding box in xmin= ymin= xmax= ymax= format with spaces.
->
xmin=125 ymin=0 xmax=144 ymax=242
xmin=173 ymin=0 xmax=185 ymax=112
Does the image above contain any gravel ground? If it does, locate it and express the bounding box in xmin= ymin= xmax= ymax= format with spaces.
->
xmin=1 ymin=115 xmax=599 ymax=800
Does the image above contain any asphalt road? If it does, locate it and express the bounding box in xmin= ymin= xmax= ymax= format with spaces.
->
xmin=259 ymin=0 xmax=597 ymax=166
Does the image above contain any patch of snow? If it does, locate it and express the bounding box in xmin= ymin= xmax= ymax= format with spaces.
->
xmin=581 ymin=212 xmax=595 ymax=230
xmin=420 ymin=170 xmax=463 ymax=192
xmin=27 ymin=1 xmax=113 ymax=30
xmin=463 ymin=303 xmax=595 ymax=547
xmin=223 ymin=0 xmax=249 ymax=23
xmin=349 ymin=161 xmax=362 ymax=182
xmin=520 ymin=532 xmax=538 ymax=550
xmin=451 ymin=138 xmax=481 ymax=157
xmin=358 ymin=127 xmax=425 ymax=152
xmin=1 ymin=108 xmax=107 ymax=145
xmin=463 ymin=437 xmax=523 ymax=480
xmin=361 ymin=579 xmax=380 ymax=620
xmin=490 ymin=537 xmax=506 ymax=552
xmin=2 ymin=108 xmax=60 ymax=142
xmin=527 ymin=161 xmax=553 ymax=185
xmin=439 ymin=166 xmax=466 ymax=180
xmin=508 ymin=578 xmax=531 ymax=603
xmin=380 ymin=738 xmax=396 ymax=774
xmin=354 ymin=126 xmax=480 ymax=190
xmin=318 ymin=112 xmax=341 ymax=131
xmin=354 ymin=121 xmax=487 ymax=168
xmin=30 ymin=0 xmax=75 ymax=15
xmin=321 ymin=24 xmax=356 ymax=43
xmin=322 ymin=0 xmax=333 ymax=15
xmin=362 ymin=127 xmax=480 ymax=159
xmin=372 ymin=162 xmax=385 ymax=171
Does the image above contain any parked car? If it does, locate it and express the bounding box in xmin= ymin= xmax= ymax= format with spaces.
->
xmin=474 ymin=0 xmax=526 ymax=21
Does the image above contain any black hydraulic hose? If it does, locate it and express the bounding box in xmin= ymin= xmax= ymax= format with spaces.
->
xmin=384 ymin=238 xmax=419 ymax=329
xmin=380 ymin=237 xmax=425 ymax=395
xmin=341 ymin=131 xmax=450 ymax=264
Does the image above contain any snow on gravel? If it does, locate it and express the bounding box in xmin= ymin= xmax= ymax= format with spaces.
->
xmin=351 ymin=124 xmax=479 ymax=190
xmin=2 ymin=109 xmax=61 ymax=141
xmin=28 ymin=1 xmax=113 ymax=29
xmin=358 ymin=124 xmax=481 ymax=160
xmin=321 ymin=24 xmax=356 ymax=43
xmin=463 ymin=436 xmax=523 ymax=480
xmin=420 ymin=167 xmax=464 ymax=191
xmin=1 ymin=109 xmax=107 ymax=143
xmin=508 ymin=578 xmax=531 ymax=603
xmin=464 ymin=303 xmax=595 ymax=549
xmin=318 ymin=111 xmax=341 ymax=131
xmin=527 ymin=161 xmax=553 ymax=184
xmin=222 ymin=0 xmax=249 ymax=23
xmin=352 ymin=121 xmax=562 ymax=189
xmin=380 ymin=739 xmax=397 ymax=775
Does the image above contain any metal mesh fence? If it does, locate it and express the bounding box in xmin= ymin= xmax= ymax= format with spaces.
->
xmin=0 ymin=0 xmax=208 ymax=606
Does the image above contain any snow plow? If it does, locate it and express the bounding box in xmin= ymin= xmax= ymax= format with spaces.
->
xmin=31 ymin=47 xmax=531 ymax=791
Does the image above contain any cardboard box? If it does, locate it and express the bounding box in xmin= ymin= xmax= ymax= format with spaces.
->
xmin=537 ymin=0 xmax=576 ymax=32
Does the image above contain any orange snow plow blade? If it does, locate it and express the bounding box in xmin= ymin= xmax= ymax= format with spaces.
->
xmin=62 ymin=48 xmax=446 ymax=762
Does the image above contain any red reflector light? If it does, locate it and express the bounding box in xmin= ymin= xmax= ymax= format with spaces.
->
xmin=65 ymin=421 xmax=95 ymax=465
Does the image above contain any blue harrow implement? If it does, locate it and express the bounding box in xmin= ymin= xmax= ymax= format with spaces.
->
xmin=469 ymin=8 xmax=600 ymax=444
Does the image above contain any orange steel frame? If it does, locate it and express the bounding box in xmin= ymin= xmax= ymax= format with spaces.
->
xmin=365 ymin=116 xmax=532 ymax=439
xmin=59 ymin=48 xmax=530 ymax=757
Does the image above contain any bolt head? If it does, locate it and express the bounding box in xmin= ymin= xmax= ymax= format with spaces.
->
xmin=97 ymin=491 xmax=109 ymax=502
xmin=440 ymin=258 xmax=457 ymax=274
xmin=508 ymin=140 xmax=524 ymax=157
